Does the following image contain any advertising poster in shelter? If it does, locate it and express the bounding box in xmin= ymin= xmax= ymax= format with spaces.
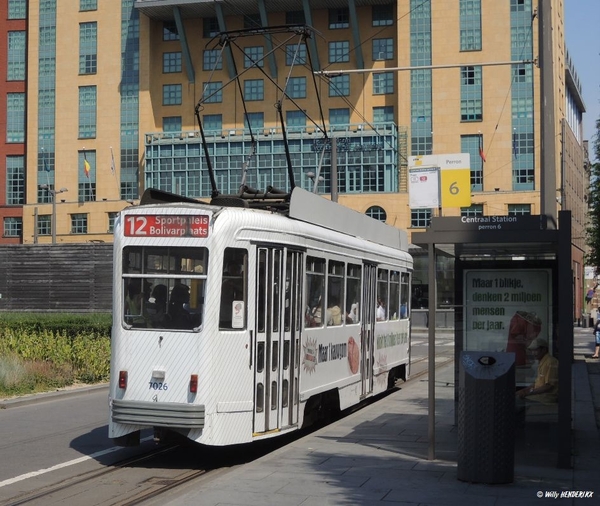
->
xmin=463 ymin=269 xmax=552 ymax=372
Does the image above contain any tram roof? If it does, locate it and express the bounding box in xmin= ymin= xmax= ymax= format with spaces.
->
xmin=288 ymin=187 xmax=408 ymax=252
xmin=138 ymin=187 xmax=408 ymax=252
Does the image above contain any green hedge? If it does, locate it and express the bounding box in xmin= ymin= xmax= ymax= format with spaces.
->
xmin=0 ymin=313 xmax=112 ymax=396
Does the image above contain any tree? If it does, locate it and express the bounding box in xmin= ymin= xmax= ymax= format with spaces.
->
xmin=586 ymin=117 xmax=600 ymax=273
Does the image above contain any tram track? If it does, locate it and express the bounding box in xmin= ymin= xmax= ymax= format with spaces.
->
xmin=1 ymin=349 xmax=453 ymax=506
xmin=2 ymin=445 xmax=188 ymax=506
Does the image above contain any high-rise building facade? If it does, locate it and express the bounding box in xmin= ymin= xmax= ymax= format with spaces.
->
xmin=3 ymin=1 xmax=587 ymax=308
xmin=0 ymin=0 xmax=27 ymax=244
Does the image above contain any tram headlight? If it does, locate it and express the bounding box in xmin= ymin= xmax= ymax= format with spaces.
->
xmin=119 ymin=370 xmax=128 ymax=389
xmin=190 ymin=374 xmax=198 ymax=393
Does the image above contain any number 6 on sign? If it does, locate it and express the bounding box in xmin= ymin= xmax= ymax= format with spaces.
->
xmin=440 ymin=168 xmax=471 ymax=208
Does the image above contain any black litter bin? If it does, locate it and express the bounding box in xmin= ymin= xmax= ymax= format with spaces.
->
xmin=457 ymin=351 xmax=515 ymax=484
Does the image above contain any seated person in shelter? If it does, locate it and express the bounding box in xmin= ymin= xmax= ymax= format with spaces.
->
xmin=506 ymin=310 xmax=542 ymax=367
xmin=516 ymin=338 xmax=558 ymax=404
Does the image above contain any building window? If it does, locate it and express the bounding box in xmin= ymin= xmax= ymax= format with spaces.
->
xmin=373 ymin=106 xmax=394 ymax=123
xmin=460 ymin=66 xmax=482 ymax=121
xmin=163 ymin=84 xmax=182 ymax=105
xmin=202 ymin=82 xmax=222 ymax=103
xmin=203 ymin=17 xmax=219 ymax=38
xmin=508 ymin=204 xmax=531 ymax=215
xmin=460 ymin=0 xmax=482 ymax=51
xmin=6 ymin=155 xmax=25 ymax=205
xmin=245 ymin=112 xmax=264 ymax=131
xmin=244 ymin=79 xmax=264 ymax=101
xmin=373 ymin=4 xmax=394 ymax=26
xmin=121 ymin=182 xmax=137 ymax=202
xmin=7 ymin=31 xmax=26 ymax=81
xmin=286 ymin=110 xmax=306 ymax=128
xmin=329 ymin=108 xmax=350 ymax=128
xmin=366 ymin=206 xmax=387 ymax=222
xmin=163 ymin=21 xmax=179 ymax=41
xmin=79 ymin=86 xmax=97 ymax=139
xmin=4 ymin=217 xmax=22 ymax=238
xmin=286 ymin=44 xmax=307 ymax=66
xmin=8 ymin=0 xmax=26 ymax=19
xmin=203 ymin=114 xmax=222 ymax=132
xmin=510 ymin=0 xmax=528 ymax=13
xmin=372 ymin=38 xmax=393 ymax=60
xmin=373 ymin=72 xmax=394 ymax=95
xmin=7 ymin=93 xmax=25 ymax=143
xmin=71 ymin=213 xmax=88 ymax=234
xmin=461 ymin=134 xmax=483 ymax=191
xmin=288 ymin=77 xmax=306 ymax=99
xmin=411 ymin=209 xmax=432 ymax=228
xmin=329 ymin=8 xmax=349 ymax=29
xmin=329 ymin=75 xmax=350 ymax=97
xmin=286 ymin=11 xmax=305 ymax=24
xmin=513 ymin=64 xmax=532 ymax=84
xmin=245 ymin=46 xmax=264 ymax=68
xmin=80 ymin=0 xmax=97 ymax=11
xmin=79 ymin=22 xmax=97 ymax=75
xmin=38 ymin=215 xmax=52 ymax=236
xmin=163 ymin=52 xmax=181 ymax=73
xmin=38 ymin=185 xmax=52 ymax=204
xmin=107 ymin=212 xmax=117 ymax=233
xmin=460 ymin=204 xmax=483 ymax=217
xmin=163 ymin=116 xmax=182 ymax=132
xmin=244 ymin=13 xmax=262 ymax=29
xmin=203 ymin=49 xmax=222 ymax=71
xmin=329 ymin=41 xmax=350 ymax=64
xmin=245 ymin=112 xmax=265 ymax=130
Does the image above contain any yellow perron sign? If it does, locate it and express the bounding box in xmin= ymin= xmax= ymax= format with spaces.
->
xmin=408 ymin=154 xmax=472 ymax=209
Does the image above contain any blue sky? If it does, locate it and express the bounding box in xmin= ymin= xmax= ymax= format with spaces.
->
xmin=565 ymin=0 xmax=600 ymax=157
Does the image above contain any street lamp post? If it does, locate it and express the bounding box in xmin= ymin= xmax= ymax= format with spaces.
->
xmin=40 ymin=184 xmax=68 ymax=244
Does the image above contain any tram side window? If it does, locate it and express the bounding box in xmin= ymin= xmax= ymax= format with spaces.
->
xmin=389 ymin=271 xmax=400 ymax=320
xmin=376 ymin=269 xmax=389 ymax=321
xmin=122 ymin=246 xmax=207 ymax=331
xmin=400 ymin=272 xmax=410 ymax=318
xmin=305 ymin=256 xmax=325 ymax=327
xmin=346 ymin=263 xmax=361 ymax=324
xmin=327 ymin=261 xmax=344 ymax=326
xmin=220 ymin=247 xmax=247 ymax=329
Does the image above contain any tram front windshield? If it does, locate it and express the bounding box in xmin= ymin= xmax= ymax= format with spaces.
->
xmin=122 ymin=246 xmax=208 ymax=330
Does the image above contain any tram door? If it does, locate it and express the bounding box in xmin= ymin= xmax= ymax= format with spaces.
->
xmin=360 ymin=263 xmax=377 ymax=397
xmin=254 ymin=247 xmax=303 ymax=434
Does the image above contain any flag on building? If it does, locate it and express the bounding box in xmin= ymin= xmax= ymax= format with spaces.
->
xmin=83 ymin=153 xmax=91 ymax=178
xmin=43 ymin=156 xmax=50 ymax=172
xmin=512 ymin=132 xmax=518 ymax=159
xmin=110 ymin=147 xmax=116 ymax=176
xmin=478 ymin=134 xmax=486 ymax=163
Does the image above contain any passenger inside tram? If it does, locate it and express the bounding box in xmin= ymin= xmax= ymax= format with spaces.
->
xmin=168 ymin=283 xmax=199 ymax=329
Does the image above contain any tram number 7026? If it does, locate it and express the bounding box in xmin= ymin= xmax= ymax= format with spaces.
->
xmin=149 ymin=382 xmax=168 ymax=391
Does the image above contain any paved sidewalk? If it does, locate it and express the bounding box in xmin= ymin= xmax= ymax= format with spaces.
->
xmin=165 ymin=326 xmax=599 ymax=506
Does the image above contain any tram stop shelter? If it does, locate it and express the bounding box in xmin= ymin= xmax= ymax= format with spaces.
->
xmin=411 ymin=211 xmax=573 ymax=470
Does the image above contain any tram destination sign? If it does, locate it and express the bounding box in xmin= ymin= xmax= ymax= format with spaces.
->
xmin=124 ymin=215 xmax=209 ymax=237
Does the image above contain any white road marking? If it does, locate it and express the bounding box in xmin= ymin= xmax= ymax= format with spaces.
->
xmin=0 ymin=436 xmax=153 ymax=488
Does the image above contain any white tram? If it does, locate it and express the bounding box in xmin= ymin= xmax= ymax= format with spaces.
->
xmin=108 ymin=187 xmax=413 ymax=446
